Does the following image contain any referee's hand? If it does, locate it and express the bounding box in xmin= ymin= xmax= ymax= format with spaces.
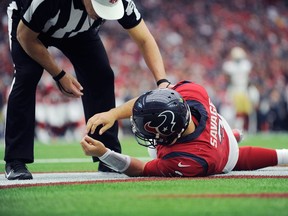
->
xmin=55 ymin=73 xmax=83 ymax=98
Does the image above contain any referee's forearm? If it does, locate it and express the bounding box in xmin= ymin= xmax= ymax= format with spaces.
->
xmin=140 ymin=37 xmax=167 ymax=82
xmin=17 ymin=21 xmax=61 ymax=76
xmin=21 ymin=40 xmax=61 ymax=76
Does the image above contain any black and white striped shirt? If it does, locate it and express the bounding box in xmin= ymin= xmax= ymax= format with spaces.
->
xmin=16 ymin=0 xmax=142 ymax=38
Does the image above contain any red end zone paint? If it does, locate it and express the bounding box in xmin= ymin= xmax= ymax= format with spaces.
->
xmin=1 ymin=175 xmax=288 ymax=189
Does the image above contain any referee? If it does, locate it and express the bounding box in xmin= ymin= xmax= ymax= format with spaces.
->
xmin=4 ymin=0 xmax=169 ymax=180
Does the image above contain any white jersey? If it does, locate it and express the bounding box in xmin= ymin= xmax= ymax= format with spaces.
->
xmin=223 ymin=58 xmax=252 ymax=93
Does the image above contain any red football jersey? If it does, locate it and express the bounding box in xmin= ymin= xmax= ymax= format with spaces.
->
xmin=143 ymin=81 xmax=230 ymax=177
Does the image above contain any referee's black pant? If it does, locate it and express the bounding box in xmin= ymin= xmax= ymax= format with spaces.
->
xmin=5 ymin=17 xmax=121 ymax=165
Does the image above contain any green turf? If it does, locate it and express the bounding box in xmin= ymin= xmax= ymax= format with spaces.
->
xmin=0 ymin=133 xmax=288 ymax=216
xmin=0 ymin=179 xmax=288 ymax=216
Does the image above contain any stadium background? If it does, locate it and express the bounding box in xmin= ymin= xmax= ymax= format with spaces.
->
xmin=0 ymin=0 xmax=287 ymax=143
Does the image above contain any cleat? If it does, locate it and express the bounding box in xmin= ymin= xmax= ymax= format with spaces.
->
xmin=5 ymin=160 xmax=33 ymax=180
xmin=232 ymin=129 xmax=244 ymax=143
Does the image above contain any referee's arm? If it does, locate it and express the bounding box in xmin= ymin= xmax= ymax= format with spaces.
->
xmin=127 ymin=19 xmax=169 ymax=88
xmin=17 ymin=20 xmax=83 ymax=97
xmin=17 ymin=20 xmax=61 ymax=77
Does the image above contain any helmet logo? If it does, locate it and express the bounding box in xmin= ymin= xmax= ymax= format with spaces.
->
xmin=144 ymin=110 xmax=176 ymax=137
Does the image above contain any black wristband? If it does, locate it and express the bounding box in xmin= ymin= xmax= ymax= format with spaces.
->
xmin=53 ymin=70 xmax=66 ymax=81
xmin=156 ymin=79 xmax=170 ymax=86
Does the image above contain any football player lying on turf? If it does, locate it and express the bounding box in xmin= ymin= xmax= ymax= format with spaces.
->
xmin=80 ymin=80 xmax=288 ymax=177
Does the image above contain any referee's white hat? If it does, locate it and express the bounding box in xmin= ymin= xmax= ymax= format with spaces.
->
xmin=91 ymin=0 xmax=124 ymax=20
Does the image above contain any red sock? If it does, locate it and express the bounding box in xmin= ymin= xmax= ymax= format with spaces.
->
xmin=234 ymin=146 xmax=278 ymax=170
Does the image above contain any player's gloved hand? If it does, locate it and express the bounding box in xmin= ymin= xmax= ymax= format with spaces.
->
xmin=53 ymin=70 xmax=83 ymax=98
xmin=86 ymin=110 xmax=117 ymax=135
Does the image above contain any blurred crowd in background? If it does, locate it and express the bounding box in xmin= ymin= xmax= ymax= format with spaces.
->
xmin=0 ymin=0 xmax=288 ymax=143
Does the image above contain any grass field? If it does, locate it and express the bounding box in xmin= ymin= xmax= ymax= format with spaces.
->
xmin=0 ymin=133 xmax=288 ymax=216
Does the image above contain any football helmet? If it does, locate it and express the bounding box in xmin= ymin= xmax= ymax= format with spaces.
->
xmin=131 ymin=88 xmax=190 ymax=147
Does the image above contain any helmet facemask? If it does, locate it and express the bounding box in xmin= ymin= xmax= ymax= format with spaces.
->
xmin=131 ymin=116 xmax=157 ymax=148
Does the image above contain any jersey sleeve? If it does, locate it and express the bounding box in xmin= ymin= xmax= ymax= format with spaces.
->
xmin=143 ymin=157 xmax=207 ymax=177
xmin=21 ymin=0 xmax=60 ymax=33
xmin=118 ymin=0 xmax=142 ymax=29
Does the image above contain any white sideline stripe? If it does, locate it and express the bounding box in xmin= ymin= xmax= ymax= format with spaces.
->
xmin=35 ymin=158 xmax=91 ymax=163
xmin=0 ymin=157 xmax=151 ymax=164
